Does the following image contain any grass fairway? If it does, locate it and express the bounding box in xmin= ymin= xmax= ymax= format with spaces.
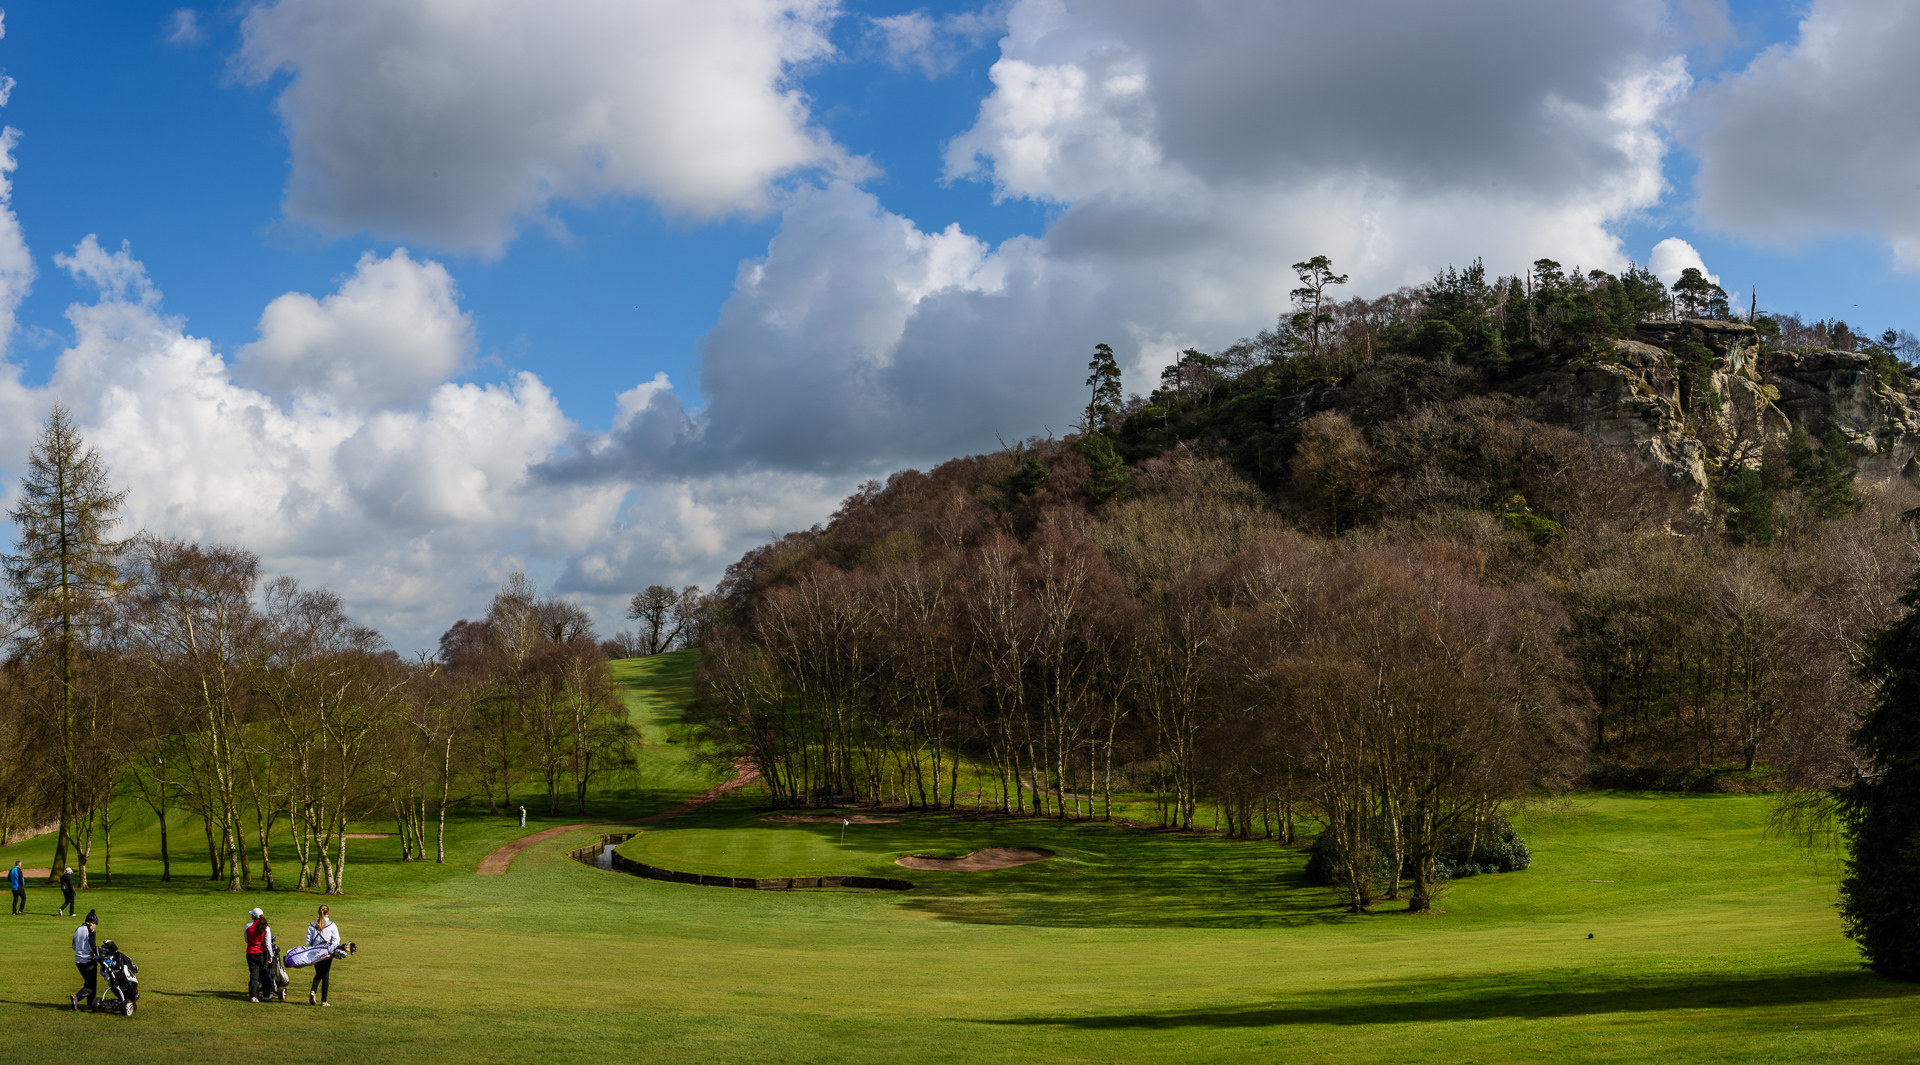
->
xmin=0 ymin=650 xmax=1913 ymax=1064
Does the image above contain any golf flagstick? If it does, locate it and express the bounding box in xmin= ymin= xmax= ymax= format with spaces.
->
xmin=842 ymin=818 xmax=849 ymax=844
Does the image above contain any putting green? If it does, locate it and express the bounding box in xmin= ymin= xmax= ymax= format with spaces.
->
xmin=0 ymin=650 xmax=1911 ymax=1064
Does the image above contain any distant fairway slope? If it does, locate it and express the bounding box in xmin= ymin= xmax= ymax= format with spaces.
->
xmin=0 ymin=649 xmax=1911 ymax=1064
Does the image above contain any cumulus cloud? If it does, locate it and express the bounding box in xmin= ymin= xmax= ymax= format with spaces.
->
xmin=28 ymin=241 xmax=585 ymax=640
xmin=238 ymin=249 xmax=473 ymax=409
xmin=1686 ymin=0 xmax=1920 ymax=267
xmin=947 ymin=0 xmax=1689 ymax=210
xmin=1648 ymin=236 xmax=1718 ymax=288
xmin=554 ymin=0 xmax=1706 ymax=485
xmin=236 ymin=0 xmax=862 ymax=256
xmin=0 ymin=236 xmax=848 ymax=649
xmin=554 ymin=469 xmax=851 ymax=597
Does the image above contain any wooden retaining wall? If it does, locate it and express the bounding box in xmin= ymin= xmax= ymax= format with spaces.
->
xmin=568 ymin=833 xmax=912 ymax=892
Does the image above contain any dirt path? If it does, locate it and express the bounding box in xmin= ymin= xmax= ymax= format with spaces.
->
xmin=475 ymin=763 xmax=759 ymax=875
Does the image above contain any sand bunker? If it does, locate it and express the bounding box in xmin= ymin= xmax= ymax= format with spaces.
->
xmin=894 ymin=846 xmax=1053 ymax=872
xmin=344 ymin=833 xmax=393 ymax=839
xmin=761 ymin=813 xmax=906 ymax=824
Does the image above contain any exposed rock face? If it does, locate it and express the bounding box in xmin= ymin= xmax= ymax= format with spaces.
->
xmin=1763 ymin=348 xmax=1920 ymax=481
xmin=1267 ymin=317 xmax=1920 ymax=493
xmin=1504 ymin=318 xmax=1920 ymax=490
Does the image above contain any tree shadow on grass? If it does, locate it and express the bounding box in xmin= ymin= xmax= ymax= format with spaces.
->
xmin=144 ymin=988 xmax=253 ymax=1001
xmin=977 ymin=970 xmax=1919 ymax=1029
xmin=0 ymin=999 xmax=89 ymax=1011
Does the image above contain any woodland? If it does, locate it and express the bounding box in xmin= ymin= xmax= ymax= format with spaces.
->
xmin=0 ymin=410 xmax=644 ymax=896
xmin=694 ymin=255 xmax=1920 ymax=915
xmin=1 ymin=252 xmax=1914 ymax=930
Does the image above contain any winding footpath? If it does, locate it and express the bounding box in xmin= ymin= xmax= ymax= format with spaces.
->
xmin=476 ymin=762 xmax=760 ymax=875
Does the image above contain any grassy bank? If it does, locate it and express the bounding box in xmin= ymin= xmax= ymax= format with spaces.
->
xmin=0 ymin=650 xmax=1909 ymax=1063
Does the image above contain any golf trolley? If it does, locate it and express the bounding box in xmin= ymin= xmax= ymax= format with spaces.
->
xmin=95 ymin=940 xmax=139 ymax=1017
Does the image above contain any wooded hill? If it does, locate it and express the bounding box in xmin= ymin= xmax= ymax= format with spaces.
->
xmin=695 ymin=255 xmax=1920 ymax=912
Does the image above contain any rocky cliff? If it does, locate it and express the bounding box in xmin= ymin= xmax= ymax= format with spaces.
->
xmin=1499 ymin=318 xmax=1920 ymax=491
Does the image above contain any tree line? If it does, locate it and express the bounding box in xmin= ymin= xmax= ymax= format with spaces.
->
xmin=0 ymin=408 xmax=635 ymax=894
xmin=696 ymin=252 xmax=1918 ymax=912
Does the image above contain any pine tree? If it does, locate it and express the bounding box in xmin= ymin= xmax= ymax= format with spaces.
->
xmin=1673 ymin=267 xmax=1727 ymax=318
xmin=1620 ymin=262 xmax=1668 ymax=321
xmin=4 ymin=406 xmax=127 ymax=883
xmin=1716 ymin=466 xmax=1775 ymax=546
xmin=1288 ymin=255 xmax=1349 ymax=362
xmin=1503 ymin=276 xmax=1532 ymax=347
xmin=1610 ymin=277 xmax=1637 ymax=335
xmin=1789 ymin=426 xmax=1859 ymax=517
xmin=1072 ymin=434 xmax=1131 ymax=505
xmin=1840 ymin=573 xmax=1920 ymax=979
xmin=1083 ymin=343 xmax=1124 ymax=434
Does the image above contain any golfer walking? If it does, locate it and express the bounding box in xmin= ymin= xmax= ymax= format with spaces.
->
xmin=69 ymin=910 xmax=98 ymax=1011
xmin=58 ymin=867 xmax=74 ymax=917
xmin=243 ymin=908 xmax=274 ymax=1003
xmin=305 ymin=904 xmax=341 ymax=1006
xmin=8 ymin=860 xmax=23 ymax=914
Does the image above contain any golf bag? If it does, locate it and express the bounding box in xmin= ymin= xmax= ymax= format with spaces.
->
xmin=283 ymin=944 xmax=331 ymax=969
xmin=284 ymin=941 xmax=355 ymax=969
xmin=96 ymin=941 xmax=139 ymax=1017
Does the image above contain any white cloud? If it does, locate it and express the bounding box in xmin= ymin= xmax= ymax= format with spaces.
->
xmin=556 ymin=470 xmax=853 ymax=597
xmin=238 ymin=249 xmax=473 ymax=410
xmin=0 ymin=121 xmax=34 ymax=356
xmin=28 ymin=243 xmax=584 ymax=643
xmin=0 ymin=0 xmax=1760 ymax=651
xmin=237 ymin=0 xmax=863 ymax=256
xmin=166 ymin=9 xmax=204 ymax=47
xmin=0 ymin=237 xmax=848 ymax=650
xmin=1648 ymin=236 xmax=1717 ymax=289
xmin=869 ymin=6 xmax=1005 ymax=78
xmin=555 ymin=0 xmax=1707 ymax=486
xmin=1685 ymin=0 xmax=1920 ymax=267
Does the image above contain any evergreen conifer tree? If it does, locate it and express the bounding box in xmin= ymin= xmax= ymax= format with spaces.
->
xmin=4 ymin=406 xmax=127 ymax=882
xmin=1082 ymin=343 xmax=1124 ymax=434
xmin=1840 ymin=573 xmax=1920 ymax=979
xmin=1789 ymin=426 xmax=1859 ymax=517
xmin=1287 ymin=255 xmax=1349 ymax=361
xmin=1716 ymin=466 xmax=1775 ymax=546
xmin=1503 ymin=276 xmax=1532 ymax=347
xmin=1673 ymin=267 xmax=1727 ymax=318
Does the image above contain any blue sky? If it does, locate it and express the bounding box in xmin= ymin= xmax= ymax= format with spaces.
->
xmin=0 ymin=0 xmax=1913 ymax=649
xmin=2 ymin=0 xmax=1051 ymax=419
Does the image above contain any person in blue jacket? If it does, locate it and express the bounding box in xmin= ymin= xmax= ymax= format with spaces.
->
xmin=8 ymin=860 xmax=23 ymax=915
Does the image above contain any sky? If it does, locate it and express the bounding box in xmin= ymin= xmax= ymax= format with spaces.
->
xmin=0 ymin=0 xmax=1914 ymax=652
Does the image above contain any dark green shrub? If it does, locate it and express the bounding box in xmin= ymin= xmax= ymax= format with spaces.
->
xmin=1433 ymin=816 xmax=1531 ymax=879
xmin=1305 ymin=815 xmax=1529 ymax=887
xmin=1008 ymin=455 xmax=1050 ymax=499
xmin=1304 ymin=830 xmax=1387 ymax=887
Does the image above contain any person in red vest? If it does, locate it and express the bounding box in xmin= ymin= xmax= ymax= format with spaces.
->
xmin=243 ymin=908 xmax=274 ymax=1003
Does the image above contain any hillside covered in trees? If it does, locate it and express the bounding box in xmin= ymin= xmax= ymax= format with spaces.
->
xmin=695 ymin=255 xmax=1920 ymax=912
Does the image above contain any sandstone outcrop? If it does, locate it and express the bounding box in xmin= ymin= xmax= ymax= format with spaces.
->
xmin=1418 ymin=318 xmax=1920 ymax=491
xmin=1270 ymin=317 xmax=1920 ymax=494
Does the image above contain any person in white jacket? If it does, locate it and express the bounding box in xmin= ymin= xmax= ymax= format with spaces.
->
xmin=305 ymin=905 xmax=341 ymax=1006
xmin=69 ymin=910 xmax=98 ymax=1011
